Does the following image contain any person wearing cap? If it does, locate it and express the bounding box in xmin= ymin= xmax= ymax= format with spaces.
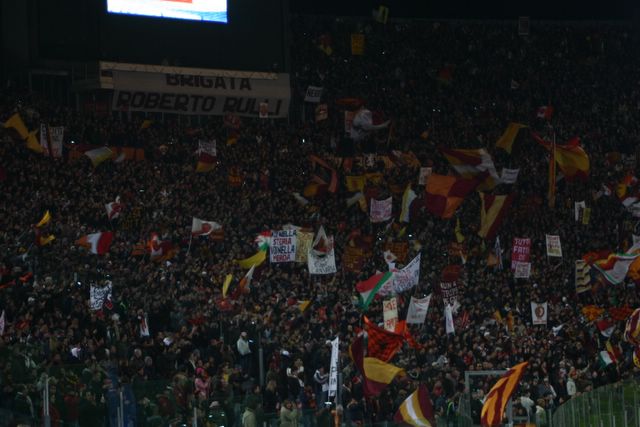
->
xmin=237 ymin=331 xmax=252 ymax=377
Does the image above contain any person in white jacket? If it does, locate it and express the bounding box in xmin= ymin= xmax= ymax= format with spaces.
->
xmin=313 ymin=366 xmax=329 ymax=407
xmin=566 ymin=376 xmax=577 ymax=397
xmin=237 ymin=331 xmax=252 ymax=376
xmin=350 ymin=103 xmax=390 ymax=153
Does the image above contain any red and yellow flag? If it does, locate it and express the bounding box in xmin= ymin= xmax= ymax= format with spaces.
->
xmin=481 ymin=362 xmax=529 ymax=426
xmin=533 ymin=133 xmax=590 ymax=180
xmin=349 ymin=335 xmax=405 ymax=398
xmin=425 ymin=174 xmax=480 ymax=219
xmin=393 ymin=384 xmax=435 ymax=427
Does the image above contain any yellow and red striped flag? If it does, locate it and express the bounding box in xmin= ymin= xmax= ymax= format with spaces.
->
xmin=349 ymin=335 xmax=405 ymax=397
xmin=481 ymin=362 xmax=529 ymax=426
xmin=393 ymin=384 xmax=435 ymax=427
xmin=478 ymin=193 xmax=514 ymax=240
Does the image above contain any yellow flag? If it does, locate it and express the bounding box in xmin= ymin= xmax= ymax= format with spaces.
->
xmin=3 ymin=113 xmax=29 ymax=139
xmin=226 ymin=136 xmax=237 ymax=146
xmin=140 ymin=120 xmax=153 ymax=130
xmin=222 ymin=274 xmax=233 ymax=298
xmin=237 ymin=250 xmax=267 ymax=269
xmin=496 ymin=122 xmax=528 ymax=154
xmin=36 ymin=210 xmax=51 ymax=228
xmin=39 ymin=234 xmax=55 ymax=246
xmin=298 ymin=300 xmax=311 ymax=313
xmin=26 ymin=130 xmax=44 ymax=153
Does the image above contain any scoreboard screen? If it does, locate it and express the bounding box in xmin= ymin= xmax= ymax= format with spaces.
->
xmin=107 ymin=0 xmax=228 ymax=24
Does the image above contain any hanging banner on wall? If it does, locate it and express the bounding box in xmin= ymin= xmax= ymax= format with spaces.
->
xmin=112 ymin=69 xmax=291 ymax=117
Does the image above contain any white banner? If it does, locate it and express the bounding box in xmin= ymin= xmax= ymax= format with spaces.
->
xmin=545 ymin=235 xmax=562 ymax=257
xmin=574 ymin=201 xmax=586 ymax=221
xmin=393 ymin=253 xmax=421 ymax=293
xmin=370 ymin=197 xmax=393 ymax=223
xmin=304 ymin=86 xmax=323 ymax=103
xmin=383 ymin=297 xmax=398 ymax=331
xmin=500 ymin=168 xmax=520 ymax=184
xmin=140 ymin=314 xmax=150 ymax=338
xmin=514 ymin=261 xmax=531 ymax=278
xmin=418 ymin=167 xmax=432 ymax=186
xmin=89 ymin=282 xmax=113 ymax=311
xmin=40 ymin=124 xmax=64 ymax=158
xmin=198 ymin=139 xmax=217 ymax=157
xmin=531 ymin=302 xmax=548 ymax=325
xmin=406 ymin=295 xmax=431 ymax=324
xmin=328 ymin=337 xmax=339 ymax=398
xmin=444 ymin=303 xmax=455 ymax=334
xmin=308 ymin=246 xmax=337 ymax=274
xmin=270 ymin=229 xmax=297 ymax=263
xmin=112 ymin=70 xmax=291 ymax=118
xmin=308 ymin=229 xmax=337 ymax=274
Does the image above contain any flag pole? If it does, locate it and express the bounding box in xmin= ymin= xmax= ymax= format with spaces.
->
xmin=187 ymin=234 xmax=193 ymax=255
xmin=548 ymin=129 xmax=557 ymax=209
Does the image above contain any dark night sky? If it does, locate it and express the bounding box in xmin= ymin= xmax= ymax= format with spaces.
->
xmin=291 ymin=0 xmax=638 ymax=21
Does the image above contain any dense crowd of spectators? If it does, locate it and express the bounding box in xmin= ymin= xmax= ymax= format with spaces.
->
xmin=1 ymin=13 xmax=640 ymax=427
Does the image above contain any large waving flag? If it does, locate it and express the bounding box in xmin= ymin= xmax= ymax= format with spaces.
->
xmin=481 ymin=362 xmax=529 ymax=426
xmin=425 ymin=174 xmax=480 ymax=219
xmin=4 ymin=113 xmax=44 ymax=153
xmin=309 ymin=155 xmax=338 ymax=193
xmin=237 ymin=250 xmax=267 ymax=269
xmin=532 ymin=133 xmax=590 ymax=180
xmin=478 ymin=193 xmax=514 ymax=240
xmin=394 ymin=384 xmax=435 ymax=427
xmin=349 ymin=335 xmax=405 ymax=397
xmin=76 ymin=231 xmax=114 ymax=255
xmin=356 ymin=272 xmax=393 ymax=311
xmin=593 ymin=243 xmax=640 ymax=285
xmin=400 ymin=184 xmax=417 ymax=223
xmin=191 ymin=217 xmax=222 ymax=236
xmin=363 ymin=315 xmax=405 ymax=361
xmin=495 ymin=122 xmax=528 ymax=154
xmin=85 ymin=147 xmax=114 ymax=167
xmin=439 ymin=147 xmax=500 ymax=189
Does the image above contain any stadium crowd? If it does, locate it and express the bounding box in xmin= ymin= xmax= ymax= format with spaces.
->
xmin=1 ymin=13 xmax=640 ymax=427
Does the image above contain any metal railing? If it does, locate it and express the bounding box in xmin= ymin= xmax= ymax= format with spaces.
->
xmin=550 ymin=379 xmax=640 ymax=427
xmin=0 ymin=344 xmax=474 ymax=427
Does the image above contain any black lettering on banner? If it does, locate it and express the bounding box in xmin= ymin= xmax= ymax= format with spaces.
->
xmin=131 ymin=92 xmax=146 ymax=108
xmin=237 ymin=98 xmax=254 ymax=114
xmin=166 ymin=75 xmax=179 ymax=86
xmin=115 ymin=91 xmax=131 ymax=108
xmin=201 ymin=97 xmax=216 ymax=112
xmin=191 ymin=95 xmax=203 ymax=112
xmin=201 ymin=77 xmax=213 ymax=88
xmin=181 ymin=75 xmax=194 ymax=86
xmin=145 ymin=92 xmax=159 ymax=109
xmin=223 ymin=97 xmax=238 ymax=112
xmin=160 ymin=93 xmax=174 ymax=110
xmin=215 ymin=77 xmax=226 ymax=89
xmin=175 ymin=94 xmax=189 ymax=111
xmin=240 ymin=78 xmax=251 ymax=90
